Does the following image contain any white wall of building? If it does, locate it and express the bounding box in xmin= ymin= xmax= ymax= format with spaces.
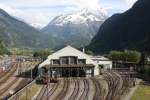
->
xmin=39 ymin=46 xmax=97 ymax=67
xmin=91 ymin=56 xmax=112 ymax=69
xmin=39 ymin=46 xmax=100 ymax=76
xmin=39 ymin=46 xmax=113 ymax=76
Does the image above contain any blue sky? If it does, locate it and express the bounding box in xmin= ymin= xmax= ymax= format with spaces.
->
xmin=0 ymin=0 xmax=137 ymax=27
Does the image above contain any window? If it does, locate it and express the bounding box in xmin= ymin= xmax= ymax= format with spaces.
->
xmin=61 ymin=57 xmax=69 ymax=64
xmin=78 ymin=59 xmax=86 ymax=64
xmin=70 ymin=56 xmax=77 ymax=64
xmin=52 ymin=60 xmax=60 ymax=64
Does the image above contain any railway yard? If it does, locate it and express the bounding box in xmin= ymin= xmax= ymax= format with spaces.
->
xmin=32 ymin=72 xmax=131 ymax=100
xmin=0 ymin=57 xmax=40 ymax=99
xmin=7 ymin=73 xmax=132 ymax=100
xmin=0 ymin=57 xmax=135 ymax=100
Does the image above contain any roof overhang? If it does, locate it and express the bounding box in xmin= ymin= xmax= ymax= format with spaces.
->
xmin=44 ymin=64 xmax=95 ymax=69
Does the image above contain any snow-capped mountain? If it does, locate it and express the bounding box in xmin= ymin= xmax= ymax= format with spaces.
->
xmin=50 ymin=8 xmax=106 ymax=26
xmin=42 ymin=8 xmax=108 ymax=47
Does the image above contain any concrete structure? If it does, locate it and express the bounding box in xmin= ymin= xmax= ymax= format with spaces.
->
xmin=90 ymin=56 xmax=112 ymax=69
xmin=39 ymin=46 xmax=99 ymax=77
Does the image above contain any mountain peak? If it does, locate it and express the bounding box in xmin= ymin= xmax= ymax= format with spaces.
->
xmin=42 ymin=8 xmax=107 ymax=48
xmin=80 ymin=7 xmax=106 ymax=15
xmin=50 ymin=8 xmax=107 ymax=26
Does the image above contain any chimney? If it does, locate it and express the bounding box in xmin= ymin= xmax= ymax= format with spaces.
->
xmin=82 ymin=48 xmax=85 ymax=53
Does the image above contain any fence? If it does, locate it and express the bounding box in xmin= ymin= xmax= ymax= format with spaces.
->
xmin=8 ymin=79 xmax=37 ymax=100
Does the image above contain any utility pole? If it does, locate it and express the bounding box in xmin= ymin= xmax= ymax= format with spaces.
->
xmin=30 ymin=69 xmax=33 ymax=81
xmin=47 ymin=72 xmax=49 ymax=100
xmin=26 ymin=86 xmax=28 ymax=100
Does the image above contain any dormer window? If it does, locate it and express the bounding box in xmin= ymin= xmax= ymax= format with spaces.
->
xmin=61 ymin=57 xmax=69 ymax=64
xmin=52 ymin=59 xmax=60 ymax=64
xmin=70 ymin=56 xmax=77 ymax=64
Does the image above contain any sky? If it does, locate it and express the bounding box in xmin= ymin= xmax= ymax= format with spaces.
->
xmin=0 ymin=0 xmax=137 ymax=27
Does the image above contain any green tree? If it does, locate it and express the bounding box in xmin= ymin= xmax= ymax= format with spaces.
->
xmin=110 ymin=51 xmax=123 ymax=61
xmin=33 ymin=49 xmax=52 ymax=60
xmin=0 ymin=40 xmax=10 ymax=55
xmin=124 ymin=50 xmax=141 ymax=63
xmin=110 ymin=50 xmax=141 ymax=63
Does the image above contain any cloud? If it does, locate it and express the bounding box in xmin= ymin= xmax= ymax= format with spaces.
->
xmin=0 ymin=0 xmax=104 ymax=27
xmin=0 ymin=0 xmax=102 ymax=10
xmin=0 ymin=0 xmax=137 ymax=27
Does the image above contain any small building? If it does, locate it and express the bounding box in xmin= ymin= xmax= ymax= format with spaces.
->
xmin=38 ymin=46 xmax=99 ymax=77
xmin=90 ymin=56 xmax=112 ymax=69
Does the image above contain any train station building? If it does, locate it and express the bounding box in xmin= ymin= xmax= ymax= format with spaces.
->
xmin=38 ymin=46 xmax=111 ymax=77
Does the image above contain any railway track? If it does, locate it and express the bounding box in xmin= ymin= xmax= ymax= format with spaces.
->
xmin=118 ymin=75 xmax=130 ymax=98
xmin=35 ymin=75 xmax=123 ymax=100
xmin=0 ymin=63 xmax=17 ymax=85
xmin=35 ymin=81 xmax=59 ymax=100
xmin=55 ymin=78 xmax=69 ymax=100
xmin=47 ymin=81 xmax=60 ymax=100
xmin=3 ymin=70 xmax=129 ymax=100
xmin=103 ymin=71 xmax=129 ymax=100
xmin=111 ymin=72 xmax=124 ymax=100
xmin=79 ymin=78 xmax=89 ymax=100
xmin=105 ymin=71 xmax=120 ymax=100
xmin=0 ymin=78 xmax=19 ymax=97
xmin=0 ymin=63 xmax=21 ymax=99
xmin=110 ymin=71 xmax=130 ymax=100
xmin=68 ymin=78 xmax=79 ymax=100
xmin=35 ymin=85 xmax=47 ymax=100
xmin=91 ymin=78 xmax=103 ymax=100
xmin=0 ymin=64 xmax=14 ymax=79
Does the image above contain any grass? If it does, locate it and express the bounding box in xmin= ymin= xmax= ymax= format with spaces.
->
xmin=131 ymin=84 xmax=150 ymax=100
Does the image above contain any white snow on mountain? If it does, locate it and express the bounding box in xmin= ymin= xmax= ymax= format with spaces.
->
xmin=30 ymin=23 xmax=44 ymax=29
xmin=50 ymin=8 xmax=107 ymax=26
